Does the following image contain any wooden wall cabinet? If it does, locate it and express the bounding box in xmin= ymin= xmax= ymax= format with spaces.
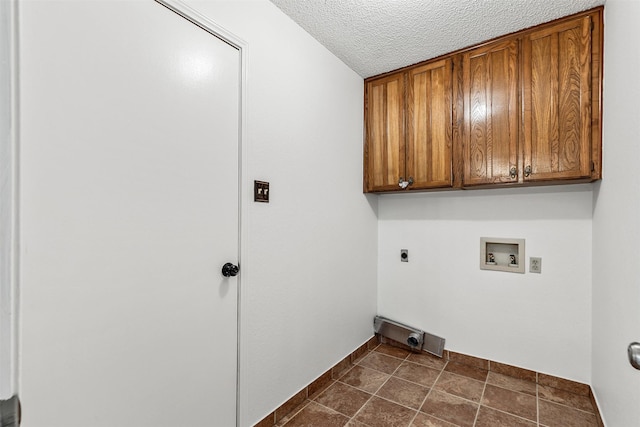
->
xmin=364 ymin=7 xmax=603 ymax=193
xmin=364 ymin=59 xmax=453 ymax=192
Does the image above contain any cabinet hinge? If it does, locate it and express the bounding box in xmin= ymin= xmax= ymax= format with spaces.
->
xmin=591 ymin=161 xmax=596 ymax=172
xmin=591 ymin=20 xmax=595 ymax=32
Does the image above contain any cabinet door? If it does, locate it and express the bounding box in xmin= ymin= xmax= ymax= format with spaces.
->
xmin=523 ymin=16 xmax=592 ymax=181
xmin=364 ymin=73 xmax=405 ymax=192
xmin=463 ymin=39 xmax=519 ymax=186
xmin=407 ymin=59 xmax=453 ymax=189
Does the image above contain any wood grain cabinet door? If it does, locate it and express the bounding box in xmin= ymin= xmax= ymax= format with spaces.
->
xmin=523 ymin=16 xmax=592 ymax=181
xmin=407 ymin=59 xmax=453 ymax=189
xmin=364 ymin=73 xmax=405 ymax=192
xmin=462 ymin=39 xmax=519 ymax=186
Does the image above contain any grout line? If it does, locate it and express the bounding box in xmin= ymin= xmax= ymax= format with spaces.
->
xmin=480 ymin=404 xmax=540 ymax=425
xmin=276 ymin=400 xmax=311 ymax=427
xmin=472 ymin=377 xmax=488 ymax=426
xmin=347 ymin=347 xmax=392 ymax=425
xmin=351 ymin=349 xmax=426 ymax=426
xmin=537 ymin=382 xmax=540 ymax=426
xmin=537 ymin=396 xmax=598 ymax=415
xmin=414 ymin=360 xmax=447 ymax=418
xmin=308 ymin=398 xmax=354 ymax=420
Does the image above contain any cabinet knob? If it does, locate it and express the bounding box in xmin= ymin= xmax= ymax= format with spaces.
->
xmin=525 ymin=165 xmax=532 ymax=177
xmin=398 ymin=177 xmax=413 ymax=189
xmin=509 ymin=167 xmax=517 ymax=179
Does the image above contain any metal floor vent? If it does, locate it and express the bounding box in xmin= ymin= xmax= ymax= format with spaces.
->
xmin=374 ymin=316 xmax=445 ymax=357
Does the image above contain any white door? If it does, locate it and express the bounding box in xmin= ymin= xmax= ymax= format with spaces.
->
xmin=19 ymin=1 xmax=240 ymax=426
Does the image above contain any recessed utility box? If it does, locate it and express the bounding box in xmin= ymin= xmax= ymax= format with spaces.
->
xmin=480 ymin=237 xmax=525 ymax=274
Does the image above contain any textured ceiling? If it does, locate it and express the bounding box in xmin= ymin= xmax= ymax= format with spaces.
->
xmin=269 ymin=0 xmax=605 ymax=78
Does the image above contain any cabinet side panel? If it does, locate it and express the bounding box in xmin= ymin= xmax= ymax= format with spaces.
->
xmin=429 ymin=66 xmax=447 ymax=183
xmin=369 ymin=84 xmax=386 ymax=188
xmin=465 ymin=53 xmax=489 ymax=183
xmin=386 ymin=80 xmax=403 ymax=185
xmin=558 ymin=25 xmax=583 ymax=173
xmin=411 ymin=70 xmax=430 ymax=184
xmin=530 ymin=34 xmax=559 ymax=175
xmin=488 ymin=45 xmax=518 ymax=182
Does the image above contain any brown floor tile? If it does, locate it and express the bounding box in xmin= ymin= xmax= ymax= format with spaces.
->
xmin=539 ymin=400 xmax=599 ymax=427
xmin=367 ymin=335 xmax=380 ymax=350
xmin=486 ymin=372 xmax=536 ymax=396
xmin=420 ymin=390 xmax=479 ymax=427
xmin=481 ymin=384 xmax=536 ymax=421
xmin=354 ymin=396 xmax=417 ymax=427
xmin=539 ymin=384 xmax=595 ymax=412
xmin=307 ymin=371 xmax=333 ymax=399
xmin=332 ymin=355 xmax=353 ymax=379
xmin=339 ymin=365 xmax=390 ymax=394
xmin=254 ymin=412 xmax=275 ymax=427
xmin=282 ymin=401 xmax=349 ymax=427
xmin=394 ymin=361 xmax=442 ymax=387
xmin=444 ymin=361 xmax=488 ymax=382
xmin=538 ymin=374 xmax=590 ymax=396
xmin=314 ymin=381 xmax=372 ymax=417
xmin=410 ymin=412 xmax=459 ymax=427
xmin=489 ymin=361 xmax=537 ymax=382
xmin=376 ymin=376 xmax=430 ymax=410
xmin=376 ymin=343 xmax=412 ymax=359
xmin=433 ymin=371 xmax=485 ymax=402
xmin=351 ymin=343 xmax=370 ymax=364
xmin=380 ymin=337 xmax=414 ymax=352
xmin=275 ymin=390 xmax=307 ymax=422
xmin=407 ymin=352 xmax=447 ymax=371
xmin=475 ymin=406 xmax=537 ymax=427
xmin=359 ymin=351 xmax=404 ymax=374
xmin=448 ymin=351 xmax=489 ymax=370
xmin=345 ymin=420 xmax=370 ymax=427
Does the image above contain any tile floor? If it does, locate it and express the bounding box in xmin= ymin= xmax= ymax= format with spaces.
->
xmin=276 ymin=343 xmax=600 ymax=427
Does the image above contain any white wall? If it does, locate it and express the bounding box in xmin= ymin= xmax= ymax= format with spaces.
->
xmin=592 ymin=0 xmax=640 ymax=425
xmin=378 ymin=185 xmax=593 ymax=383
xmin=0 ymin=0 xmax=17 ymax=400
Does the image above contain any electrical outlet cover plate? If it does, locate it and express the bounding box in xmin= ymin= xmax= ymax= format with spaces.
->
xmin=530 ymin=257 xmax=542 ymax=273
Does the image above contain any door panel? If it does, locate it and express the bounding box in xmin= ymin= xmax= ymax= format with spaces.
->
xmin=463 ymin=39 xmax=519 ymax=186
xmin=523 ymin=16 xmax=592 ymax=181
xmin=407 ymin=59 xmax=453 ymax=189
xmin=365 ymin=73 xmax=405 ymax=192
xmin=20 ymin=1 xmax=239 ymax=426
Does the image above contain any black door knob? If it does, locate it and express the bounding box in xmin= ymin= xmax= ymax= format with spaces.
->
xmin=221 ymin=262 xmax=239 ymax=278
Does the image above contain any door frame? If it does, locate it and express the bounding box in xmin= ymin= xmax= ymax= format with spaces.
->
xmin=154 ymin=1 xmax=248 ymax=424
xmin=0 ymin=0 xmax=19 ymax=401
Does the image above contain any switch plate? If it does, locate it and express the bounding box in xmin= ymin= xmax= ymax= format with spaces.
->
xmin=400 ymin=249 xmax=408 ymax=262
xmin=254 ymin=180 xmax=269 ymax=203
xmin=530 ymin=257 xmax=542 ymax=273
